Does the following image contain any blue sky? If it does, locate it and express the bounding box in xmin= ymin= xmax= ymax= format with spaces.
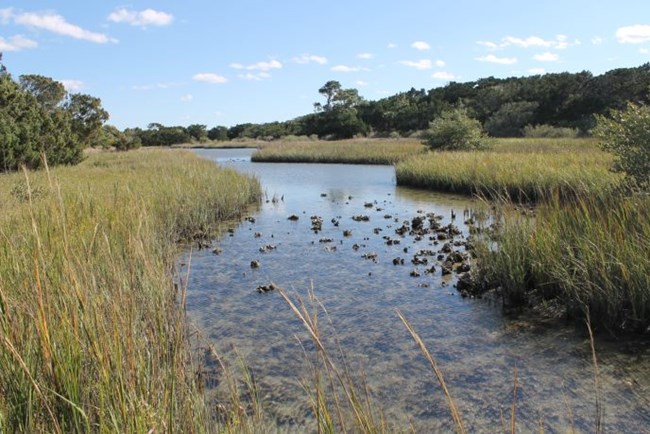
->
xmin=1 ymin=1 xmax=649 ymax=129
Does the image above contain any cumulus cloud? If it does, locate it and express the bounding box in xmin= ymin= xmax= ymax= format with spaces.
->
xmin=591 ymin=36 xmax=604 ymax=45
xmin=357 ymin=52 xmax=374 ymax=59
xmin=239 ymin=72 xmax=272 ymax=81
xmin=292 ymin=54 xmax=328 ymax=64
xmin=13 ymin=11 xmax=116 ymax=43
xmin=193 ymin=73 xmax=228 ymax=84
xmin=331 ymin=65 xmax=365 ymax=72
xmin=0 ymin=8 xmax=13 ymax=24
xmin=641 ymin=48 xmax=649 ymax=54
xmin=387 ymin=43 xmax=397 ymax=49
xmin=230 ymin=59 xmax=282 ymax=71
xmin=132 ymin=82 xmax=181 ymax=90
xmin=431 ymin=71 xmax=457 ymax=80
xmin=476 ymin=54 xmax=517 ymax=65
xmin=528 ymin=67 xmax=546 ymax=75
xmin=108 ymin=8 xmax=173 ymax=27
xmin=180 ymin=94 xmax=193 ymax=102
xmin=435 ymin=60 xmax=446 ymax=67
xmin=399 ymin=59 xmax=432 ymax=70
xmin=478 ymin=34 xmax=575 ymax=50
xmin=59 ymin=79 xmax=85 ymax=91
xmin=355 ymin=80 xmax=369 ymax=86
xmin=533 ymin=52 xmax=559 ymax=62
xmin=411 ymin=41 xmax=430 ymax=50
xmin=0 ymin=35 xmax=37 ymax=51
xmin=616 ymin=24 xmax=650 ymax=43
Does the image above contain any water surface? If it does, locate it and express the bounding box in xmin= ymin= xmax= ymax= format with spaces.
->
xmin=185 ymin=148 xmax=650 ymax=432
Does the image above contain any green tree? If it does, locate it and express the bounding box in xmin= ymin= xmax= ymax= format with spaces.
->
xmin=484 ymin=101 xmax=539 ymax=137
xmin=421 ymin=107 xmax=486 ymax=151
xmin=594 ymin=101 xmax=650 ymax=189
xmin=19 ymin=74 xmax=66 ymax=111
xmin=186 ymin=124 xmax=208 ymax=141
xmin=207 ymin=125 xmax=229 ymax=141
xmin=65 ymin=93 xmax=109 ymax=145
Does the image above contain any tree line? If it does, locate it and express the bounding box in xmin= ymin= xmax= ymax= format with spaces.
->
xmin=142 ymin=63 xmax=647 ymax=144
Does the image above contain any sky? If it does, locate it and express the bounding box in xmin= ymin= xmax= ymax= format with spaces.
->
xmin=1 ymin=1 xmax=649 ymax=130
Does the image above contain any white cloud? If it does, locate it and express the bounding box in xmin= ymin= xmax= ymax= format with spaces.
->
xmin=192 ymin=73 xmax=228 ymax=84
xmin=355 ymin=80 xmax=369 ymax=86
xmin=533 ymin=52 xmax=559 ymax=62
xmin=292 ymin=54 xmax=327 ymax=64
xmin=528 ymin=67 xmax=546 ymax=75
xmin=411 ymin=41 xmax=430 ymax=50
xmin=59 ymin=79 xmax=84 ymax=91
xmin=0 ymin=8 xmax=13 ymax=24
xmin=238 ymin=71 xmax=273 ymax=81
xmin=331 ymin=65 xmax=361 ymax=72
xmin=387 ymin=43 xmax=397 ymax=49
xmin=108 ymin=8 xmax=173 ymax=27
xmin=399 ymin=59 xmax=432 ymax=70
xmin=132 ymin=82 xmax=181 ymax=90
xmin=230 ymin=59 xmax=282 ymax=71
xmin=616 ymin=24 xmax=650 ymax=44
xmin=477 ymin=40 xmax=500 ymax=50
xmin=503 ymin=35 xmax=553 ymax=48
xmin=435 ymin=60 xmax=446 ymax=67
xmin=14 ymin=11 xmax=116 ymax=43
xmin=640 ymin=48 xmax=649 ymax=54
xmin=357 ymin=52 xmax=374 ymax=59
xmin=591 ymin=36 xmax=603 ymax=45
xmin=431 ymin=71 xmax=457 ymax=80
xmin=477 ymin=34 xmax=575 ymax=50
xmin=475 ymin=54 xmax=517 ymax=65
xmin=180 ymin=94 xmax=193 ymax=102
xmin=0 ymin=35 xmax=37 ymax=51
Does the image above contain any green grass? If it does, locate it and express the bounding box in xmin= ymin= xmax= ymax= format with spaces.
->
xmin=0 ymin=149 xmax=260 ymax=432
xmin=396 ymin=138 xmax=621 ymax=201
xmin=251 ymin=138 xmax=426 ymax=165
xmin=474 ymin=191 xmax=650 ymax=333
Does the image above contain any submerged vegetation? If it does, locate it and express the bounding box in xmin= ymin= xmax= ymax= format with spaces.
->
xmin=0 ymin=150 xmax=260 ymax=432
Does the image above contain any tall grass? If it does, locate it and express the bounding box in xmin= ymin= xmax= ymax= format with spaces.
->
xmin=396 ymin=138 xmax=620 ymax=201
xmin=0 ymin=149 xmax=260 ymax=432
xmin=474 ymin=191 xmax=650 ymax=332
xmin=252 ymin=138 xmax=425 ymax=165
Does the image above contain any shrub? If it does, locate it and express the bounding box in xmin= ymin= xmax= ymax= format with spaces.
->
xmin=594 ymin=102 xmax=650 ymax=189
xmin=523 ymin=124 xmax=579 ymax=138
xmin=421 ymin=108 xmax=486 ymax=151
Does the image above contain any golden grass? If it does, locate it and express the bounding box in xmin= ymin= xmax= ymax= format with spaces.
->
xmin=251 ymin=138 xmax=426 ymax=165
xmin=396 ymin=138 xmax=621 ymax=201
xmin=0 ymin=149 xmax=260 ymax=432
xmin=474 ymin=192 xmax=650 ymax=332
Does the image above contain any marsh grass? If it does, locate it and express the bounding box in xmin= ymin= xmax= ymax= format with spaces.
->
xmin=0 ymin=149 xmax=260 ymax=432
xmin=251 ymin=139 xmax=426 ymax=165
xmin=474 ymin=191 xmax=650 ymax=332
xmin=396 ymin=138 xmax=620 ymax=202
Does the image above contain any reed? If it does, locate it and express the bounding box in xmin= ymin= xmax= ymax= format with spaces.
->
xmin=396 ymin=139 xmax=620 ymax=202
xmin=474 ymin=191 xmax=650 ymax=332
xmin=0 ymin=149 xmax=261 ymax=432
xmin=252 ymin=139 xmax=426 ymax=165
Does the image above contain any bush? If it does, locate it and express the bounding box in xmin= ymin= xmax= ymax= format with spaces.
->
xmin=523 ymin=124 xmax=579 ymax=138
xmin=421 ymin=107 xmax=486 ymax=151
xmin=594 ymin=102 xmax=650 ymax=189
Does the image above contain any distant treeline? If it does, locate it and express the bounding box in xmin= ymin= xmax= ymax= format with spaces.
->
xmin=132 ymin=63 xmax=650 ymax=145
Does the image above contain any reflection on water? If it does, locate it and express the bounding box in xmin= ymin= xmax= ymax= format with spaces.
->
xmin=186 ymin=148 xmax=650 ymax=432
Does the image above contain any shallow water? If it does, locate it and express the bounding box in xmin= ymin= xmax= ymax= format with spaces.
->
xmin=185 ymin=148 xmax=650 ymax=432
